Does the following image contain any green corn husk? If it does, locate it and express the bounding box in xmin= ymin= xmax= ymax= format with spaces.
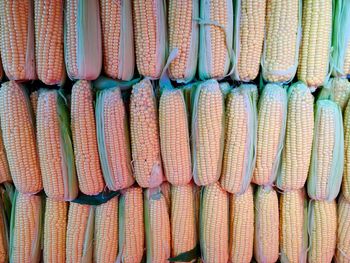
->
xmin=307 ymin=99 xmax=344 ymax=201
xmin=318 ymin=77 xmax=350 ymax=111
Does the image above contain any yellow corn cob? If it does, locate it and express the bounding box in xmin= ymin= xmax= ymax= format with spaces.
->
xmin=345 ymin=41 xmax=350 ymax=76
xmin=159 ymin=88 xmax=192 ymax=186
xmin=308 ymin=200 xmax=337 ymax=263
xmin=336 ymin=195 xmax=350 ymax=263
xmin=229 ymin=185 xmax=254 ymax=263
xmin=254 ymin=186 xmax=279 ymax=263
xmin=132 ymin=0 xmax=166 ymax=78
xmin=343 ymin=100 xmax=350 ymax=202
xmin=100 ymin=0 xmax=134 ymax=80
xmin=144 ymin=188 xmax=171 ymax=263
xmin=262 ymin=0 xmax=300 ymax=83
xmin=168 ymin=0 xmax=198 ymax=82
xmin=0 ymin=0 xmax=36 ymax=81
xmin=118 ymin=187 xmax=144 ymax=263
xmin=64 ymin=0 xmax=102 ymax=80
xmin=130 ymin=79 xmax=163 ymax=188
xmin=280 ymin=189 xmax=308 ymax=263
xmin=66 ymin=203 xmax=94 ymax=263
xmin=192 ymin=79 xmax=225 ymax=186
xmin=233 ymin=0 xmax=266 ymax=81
xmin=171 ymin=184 xmax=199 ymax=261
xmin=96 ymin=87 xmax=135 ymax=191
xmin=199 ymin=0 xmax=233 ymax=80
xmin=94 ymin=197 xmax=118 ymax=263
xmin=277 ymin=82 xmax=314 ymax=191
xmin=71 ymin=80 xmax=104 ymax=195
xmin=43 ymin=198 xmax=67 ymax=263
xmin=34 ymin=0 xmax=65 ymax=85
xmin=200 ymin=182 xmax=229 ymax=263
xmin=220 ymin=84 xmax=257 ymax=194
xmin=10 ymin=192 xmax=42 ymax=263
xmin=253 ymin=84 xmax=287 ymax=186
xmin=297 ymin=0 xmax=332 ymax=88
xmin=319 ymin=78 xmax=350 ymax=112
xmin=0 ymin=81 xmax=42 ymax=194
xmin=30 ymin=91 xmax=39 ymax=120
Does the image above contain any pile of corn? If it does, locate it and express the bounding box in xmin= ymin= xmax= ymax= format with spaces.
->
xmin=0 ymin=0 xmax=349 ymax=262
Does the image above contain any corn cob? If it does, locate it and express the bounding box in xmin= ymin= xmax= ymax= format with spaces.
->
xmin=43 ymin=198 xmax=67 ymax=263
xmin=132 ymin=0 xmax=167 ymax=78
xmin=253 ymin=84 xmax=288 ymax=186
xmin=130 ymin=79 xmax=163 ymax=188
xmin=117 ymin=187 xmax=144 ymax=263
xmin=34 ymin=0 xmax=65 ymax=85
xmin=254 ymin=186 xmax=279 ymax=263
xmin=233 ymin=0 xmax=266 ymax=81
xmin=37 ymin=89 xmax=78 ymax=201
xmin=319 ymin=78 xmax=350 ymax=112
xmin=343 ymin=100 xmax=350 ymax=202
xmin=308 ymin=200 xmax=337 ymax=263
xmin=307 ymin=99 xmax=344 ymax=201
xmin=262 ymin=0 xmax=300 ymax=83
xmin=10 ymin=192 xmax=42 ymax=263
xmin=66 ymin=203 xmax=94 ymax=263
xmin=0 ymin=127 xmax=10 ymax=185
xmin=0 ymin=0 xmax=36 ymax=81
xmin=198 ymin=0 xmax=233 ymax=80
xmin=71 ymin=80 xmax=104 ymax=195
xmin=94 ymin=196 xmax=118 ymax=263
xmin=64 ymin=0 xmax=102 ymax=80
xmin=280 ymin=189 xmax=308 ymax=263
xmin=221 ymin=84 xmax=257 ymax=194
xmin=200 ymin=182 xmax=229 ymax=263
xmin=277 ymin=82 xmax=314 ymax=191
xmin=171 ymin=184 xmax=199 ymax=261
xmin=229 ymin=185 xmax=254 ymax=263
xmin=0 ymin=81 xmax=42 ymax=194
xmin=192 ymin=79 xmax=225 ymax=186
xmin=100 ymin=0 xmax=134 ymax=81
xmin=336 ymin=195 xmax=350 ymax=263
xmin=95 ymin=87 xmax=135 ymax=191
xmin=297 ymin=0 xmax=332 ymax=88
xmin=168 ymin=0 xmax=199 ymax=83
xmin=0 ymin=197 xmax=8 ymax=263
xmin=144 ymin=187 xmax=171 ymax=263
xmin=159 ymin=87 xmax=192 ymax=186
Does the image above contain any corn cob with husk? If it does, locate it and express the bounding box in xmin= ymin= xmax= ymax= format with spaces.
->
xmin=10 ymin=192 xmax=43 ymax=263
xmin=0 ymin=0 xmax=36 ymax=81
xmin=144 ymin=187 xmax=171 ymax=263
xmin=277 ymin=82 xmax=314 ymax=191
xmin=233 ymin=0 xmax=266 ymax=81
xmin=94 ymin=196 xmax=118 ymax=263
xmin=168 ymin=0 xmax=199 ymax=83
xmin=95 ymin=86 xmax=135 ymax=191
xmin=37 ymin=89 xmax=78 ymax=201
xmin=220 ymin=84 xmax=257 ymax=194
xmin=159 ymin=87 xmax=192 ymax=186
xmin=71 ymin=80 xmax=105 ymax=195
xmin=117 ymin=186 xmax=144 ymax=263
xmin=0 ymin=81 xmax=42 ymax=194
xmin=229 ymin=185 xmax=254 ymax=263
xmin=280 ymin=189 xmax=308 ymax=263
xmin=336 ymin=195 xmax=350 ymax=263
xmin=318 ymin=78 xmax=350 ymax=112
xmin=130 ymin=79 xmax=163 ymax=188
xmin=100 ymin=0 xmax=134 ymax=81
xmin=198 ymin=0 xmax=233 ymax=80
xmin=297 ymin=0 xmax=332 ymax=88
xmin=200 ymin=182 xmax=229 ymax=263
xmin=43 ymin=198 xmax=67 ymax=263
xmin=308 ymin=200 xmax=337 ymax=263
xmin=254 ymin=186 xmax=279 ymax=263
xmin=192 ymin=79 xmax=225 ymax=186
xmin=343 ymin=100 xmax=350 ymax=202
xmin=64 ymin=0 xmax=102 ymax=80
xmin=34 ymin=0 xmax=65 ymax=85
xmin=307 ymin=99 xmax=344 ymax=201
xmin=66 ymin=202 xmax=94 ymax=263
xmin=253 ymin=84 xmax=288 ymax=186
xmin=132 ymin=0 xmax=167 ymax=79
